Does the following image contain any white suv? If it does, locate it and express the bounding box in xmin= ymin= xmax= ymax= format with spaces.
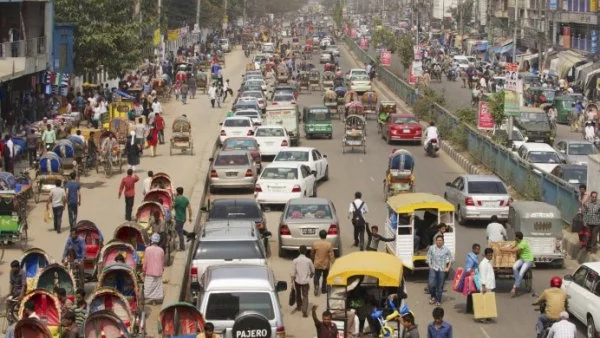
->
xmin=562 ymin=262 xmax=600 ymax=338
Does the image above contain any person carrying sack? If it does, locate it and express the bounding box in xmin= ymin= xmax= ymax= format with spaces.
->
xmin=348 ymin=191 xmax=368 ymax=251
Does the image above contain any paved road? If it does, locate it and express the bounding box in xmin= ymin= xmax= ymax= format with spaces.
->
xmin=201 ymin=45 xmax=584 ymax=338
xmin=0 ymin=49 xmax=246 ymax=336
xmin=364 ymin=46 xmax=578 ymax=142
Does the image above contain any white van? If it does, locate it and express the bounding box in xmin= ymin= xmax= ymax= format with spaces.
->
xmin=452 ymin=55 xmax=470 ymax=70
xmin=516 ymin=143 xmax=562 ymax=174
xmin=264 ymin=105 xmax=300 ymax=146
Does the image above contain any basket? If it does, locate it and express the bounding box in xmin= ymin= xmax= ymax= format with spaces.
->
xmin=489 ymin=241 xmax=517 ymax=268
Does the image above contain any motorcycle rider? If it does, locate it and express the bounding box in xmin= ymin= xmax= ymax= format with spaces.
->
xmin=584 ymin=120 xmax=596 ymax=142
xmin=423 ymin=121 xmax=440 ymax=152
xmin=532 ymin=276 xmax=568 ymax=337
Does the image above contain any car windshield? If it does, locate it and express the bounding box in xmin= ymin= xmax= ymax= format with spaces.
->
xmin=519 ymin=112 xmax=547 ymax=122
xmin=209 ymin=204 xmax=261 ymax=219
xmin=235 ymin=112 xmax=259 ymax=118
xmin=353 ymin=75 xmax=369 ymax=81
xmin=205 ymin=292 xmax=274 ymax=320
xmin=286 ymin=204 xmax=333 ymax=219
xmin=467 ymin=181 xmax=508 ymax=194
xmin=255 ymin=128 xmax=285 ymax=137
xmin=223 ymin=139 xmax=257 ymax=150
xmin=393 ymin=116 xmax=417 ymax=124
xmin=528 ymin=151 xmax=560 ymax=163
xmin=194 ymin=240 xmax=264 ymax=260
xmin=235 ymin=103 xmax=259 ymax=110
xmin=261 ymin=167 xmax=298 ymax=179
xmin=274 ymin=94 xmax=294 ymax=102
xmin=242 ymin=92 xmax=262 ymax=98
xmin=563 ymin=167 xmax=587 ymax=184
xmin=568 ymin=143 xmax=597 ymax=155
xmin=274 ymin=151 xmax=309 ymax=161
xmin=224 ymin=119 xmax=251 ymax=127
xmin=214 ymin=154 xmax=249 ymax=166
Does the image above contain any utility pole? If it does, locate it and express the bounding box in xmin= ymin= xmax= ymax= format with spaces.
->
xmin=196 ymin=0 xmax=201 ymax=28
xmin=223 ymin=0 xmax=228 ymax=30
xmin=512 ymin=0 xmax=518 ymax=62
xmin=458 ymin=0 xmax=463 ymax=37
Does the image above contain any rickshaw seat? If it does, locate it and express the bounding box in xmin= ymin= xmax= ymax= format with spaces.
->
xmin=87 ymin=245 xmax=100 ymax=259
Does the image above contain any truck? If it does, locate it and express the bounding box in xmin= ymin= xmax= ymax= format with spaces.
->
xmin=264 ymin=104 xmax=300 ymax=145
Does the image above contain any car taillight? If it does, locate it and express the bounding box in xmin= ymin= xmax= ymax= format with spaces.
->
xmin=291 ymin=185 xmax=302 ymax=193
xmin=254 ymin=184 xmax=262 ymax=192
xmin=500 ymin=197 xmax=513 ymax=206
xmin=291 ymin=101 xmax=296 ymax=104
xmin=281 ymin=140 xmax=289 ymax=146
xmin=247 ymin=130 xmax=254 ymax=136
xmin=277 ymin=326 xmax=286 ymax=338
xmin=245 ymin=169 xmax=254 ymax=177
xmin=327 ymin=224 xmax=338 ymax=235
xmin=416 ymin=129 xmax=422 ymax=135
xmin=465 ymin=197 xmax=475 ymax=206
xmin=220 ymin=130 xmax=226 ymax=136
xmin=272 ymin=102 xmax=278 ymax=105
xmin=210 ymin=170 xmax=218 ymax=178
xmin=431 ymin=138 xmax=438 ymax=144
xmin=280 ymin=224 xmax=291 ymax=235
xmin=190 ymin=267 xmax=198 ymax=283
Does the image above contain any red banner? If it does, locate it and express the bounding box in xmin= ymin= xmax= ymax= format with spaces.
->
xmin=380 ymin=50 xmax=392 ymax=66
xmin=408 ymin=64 xmax=417 ymax=85
xmin=359 ymin=37 xmax=368 ymax=49
xmin=478 ymin=102 xmax=494 ymax=130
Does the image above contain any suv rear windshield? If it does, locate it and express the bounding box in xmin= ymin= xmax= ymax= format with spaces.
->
xmin=467 ymin=181 xmax=508 ymax=194
xmin=224 ymin=119 xmax=251 ymax=127
xmin=209 ymin=204 xmax=261 ymax=219
xmin=255 ymin=128 xmax=285 ymax=137
xmin=194 ymin=241 xmax=264 ymax=260
xmin=205 ymin=292 xmax=274 ymax=320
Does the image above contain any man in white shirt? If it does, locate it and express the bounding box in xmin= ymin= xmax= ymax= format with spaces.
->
xmin=547 ymin=311 xmax=576 ymax=338
xmin=476 ymin=247 xmax=496 ymax=322
xmin=486 ymin=215 xmax=507 ymax=242
xmin=348 ymin=191 xmax=368 ymax=250
xmin=423 ymin=121 xmax=439 ymax=151
xmin=143 ymin=171 xmax=154 ymax=196
xmin=151 ymin=98 xmax=162 ymax=114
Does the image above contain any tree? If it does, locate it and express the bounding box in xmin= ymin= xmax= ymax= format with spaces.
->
xmin=55 ymin=0 xmax=156 ymax=78
xmin=396 ymin=34 xmax=414 ymax=71
xmin=487 ymin=91 xmax=506 ymax=126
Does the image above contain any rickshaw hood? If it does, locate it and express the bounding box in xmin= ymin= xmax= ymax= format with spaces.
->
xmin=386 ymin=193 xmax=454 ymax=213
xmin=327 ymin=252 xmax=403 ymax=287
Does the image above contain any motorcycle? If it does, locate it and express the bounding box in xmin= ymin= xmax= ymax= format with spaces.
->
xmin=244 ymin=48 xmax=250 ymax=58
xmin=533 ymin=301 xmax=557 ymax=338
xmin=425 ymin=138 xmax=440 ymax=157
xmin=446 ymin=69 xmax=457 ymax=81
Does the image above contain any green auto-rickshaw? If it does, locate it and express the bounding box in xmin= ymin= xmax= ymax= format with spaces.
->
xmin=303 ymin=105 xmax=333 ymax=139
xmin=554 ymin=95 xmax=577 ymax=124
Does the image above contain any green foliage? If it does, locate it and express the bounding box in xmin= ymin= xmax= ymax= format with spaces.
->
xmin=396 ymin=34 xmax=414 ymax=71
xmin=455 ymin=108 xmax=477 ymax=126
xmin=55 ymin=0 xmax=155 ymax=78
xmin=450 ymin=125 xmax=469 ymax=151
xmin=524 ymin=173 xmax=542 ymax=201
xmin=412 ymin=88 xmax=445 ymax=120
xmin=486 ymin=91 xmax=506 ymax=126
xmin=333 ymin=1 xmax=344 ymax=28
xmin=371 ymin=28 xmax=397 ymax=52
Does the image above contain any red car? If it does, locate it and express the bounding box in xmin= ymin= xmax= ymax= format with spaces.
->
xmin=382 ymin=113 xmax=422 ymax=144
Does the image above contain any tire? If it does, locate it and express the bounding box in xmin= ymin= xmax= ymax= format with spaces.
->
xmin=323 ymin=166 xmax=329 ymax=181
xmin=457 ymin=206 xmax=467 ymax=225
xmin=587 ymin=316 xmax=597 ymax=338
xmin=19 ymin=224 xmax=28 ymax=251
xmin=278 ymin=246 xmax=286 ymax=258
xmin=170 ymin=146 xmax=173 ymax=156
xmin=386 ymin=134 xmax=391 ymax=144
xmin=312 ymin=183 xmax=317 ymax=197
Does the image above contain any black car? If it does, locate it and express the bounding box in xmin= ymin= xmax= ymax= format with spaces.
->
xmin=550 ymin=164 xmax=587 ymax=187
xmin=202 ymin=199 xmax=270 ymax=255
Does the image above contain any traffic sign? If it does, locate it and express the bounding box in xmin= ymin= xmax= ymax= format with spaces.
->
xmin=549 ymin=0 xmax=558 ymax=11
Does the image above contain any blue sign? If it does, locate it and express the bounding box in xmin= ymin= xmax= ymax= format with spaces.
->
xmin=592 ymin=30 xmax=598 ymax=54
xmin=549 ymin=0 xmax=558 ymax=11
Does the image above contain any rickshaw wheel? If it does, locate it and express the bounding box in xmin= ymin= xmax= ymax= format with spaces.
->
xmin=104 ymin=161 xmax=112 ymax=179
xmin=190 ymin=143 xmax=194 ymax=156
xmin=19 ymin=223 xmax=28 ymax=251
xmin=33 ymin=183 xmax=40 ymax=203
xmin=169 ymin=145 xmax=173 ymax=156
xmin=524 ymin=269 xmax=533 ymax=292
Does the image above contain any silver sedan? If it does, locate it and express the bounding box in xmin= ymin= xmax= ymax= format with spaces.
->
xmin=278 ymin=198 xmax=341 ymax=257
xmin=208 ymin=150 xmax=258 ymax=193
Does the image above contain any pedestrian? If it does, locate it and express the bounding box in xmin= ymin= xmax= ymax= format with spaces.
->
xmin=291 ymin=245 xmax=314 ymax=317
xmin=47 ymin=180 xmax=67 ymax=233
xmin=216 ymin=83 xmax=223 ymax=108
xmin=56 ymin=287 xmax=73 ymax=317
xmin=73 ymin=288 xmax=87 ymax=332
xmin=365 ymin=224 xmax=395 ymax=251
xmin=143 ymin=233 xmax=165 ymax=305
xmin=173 ymin=187 xmax=192 ymax=251
xmin=400 ymin=312 xmax=420 ymax=338
xmin=486 ymin=215 xmax=506 ymax=242
xmin=502 ymin=231 xmax=534 ymax=296
xmin=583 ymin=191 xmax=600 ymax=253
xmin=118 ymin=169 xmax=139 ymax=221
xmin=26 ymin=128 xmax=38 ymax=167
xmin=196 ymin=322 xmax=221 ymax=338
xmin=578 ymin=184 xmax=589 ymax=213
xmin=208 ymin=83 xmax=217 ymax=108
xmin=426 ymin=235 xmax=453 ymax=306
xmin=476 ymin=247 xmax=496 ymax=322
xmin=223 ymin=79 xmax=233 ymax=102
xmin=174 ymin=80 xmax=181 ymax=101
xmin=348 ymin=191 xmax=368 ymax=250
xmin=463 ymin=243 xmax=480 ymax=314
xmin=311 ymin=230 xmax=334 ymax=297
xmin=134 ymin=117 xmax=146 ymax=154
xmin=181 ymin=81 xmax=189 ymax=104
xmin=125 ymin=131 xmax=141 ymax=171
xmin=188 ymin=76 xmax=197 ymax=99
xmin=432 ymin=223 xmax=448 ymax=244
xmin=60 ymin=311 xmax=79 ymax=338
xmin=427 ymin=307 xmax=453 ymax=338
xmin=143 ymin=170 xmax=154 ymax=196
xmin=147 ymin=124 xmax=159 ymax=157
xmin=65 ymin=172 xmax=81 ymax=230
xmin=2 ymin=134 xmax=13 ymax=173
xmin=41 ymin=123 xmax=56 ymax=150
xmin=311 ymin=305 xmax=337 ymax=338
xmin=155 ymin=112 xmax=165 ymax=144
xmin=546 ymin=311 xmax=576 ymax=338
xmin=151 ymin=97 xmax=162 ymax=114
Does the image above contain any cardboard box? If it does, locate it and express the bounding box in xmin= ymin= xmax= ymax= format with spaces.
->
xmin=489 ymin=241 xmax=517 ymax=268
xmin=473 ymin=292 xmax=498 ymax=319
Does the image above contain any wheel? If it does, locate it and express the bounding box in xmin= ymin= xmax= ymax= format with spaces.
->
xmin=323 ymin=166 xmax=329 ymax=181
xmin=104 ymin=161 xmax=112 ymax=179
xmin=587 ymin=316 xmax=597 ymax=338
xmin=312 ymin=183 xmax=317 ymax=197
xmin=456 ymin=206 xmax=467 ymax=225
xmin=328 ymin=134 xmax=332 ymax=139
xmin=34 ymin=183 xmax=40 ymax=203
xmin=524 ymin=269 xmax=533 ymax=293
xmin=19 ymin=223 xmax=28 ymax=251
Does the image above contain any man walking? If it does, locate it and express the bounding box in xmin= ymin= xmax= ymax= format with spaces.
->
xmin=583 ymin=191 xmax=600 ymax=253
xmin=348 ymin=191 xmax=368 ymax=250
xmin=208 ymin=83 xmax=217 ymax=108
xmin=142 ymin=171 xmax=154 ymax=196
xmin=291 ymin=245 xmax=314 ymax=317
xmin=426 ymin=235 xmax=453 ymax=306
xmin=65 ymin=172 xmax=81 ymax=230
xmin=118 ymin=169 xmax=139 ymax=221
xmin=143 ymin=233 xmax=165 ymax=305
xmin=427 ymin=307 xmax=453 ymax=338
xmin=134 ymin=118 xmax=145 ymax=155
xmin=47 ymin=180 xmax=67 ymax=233
xmin=311 ymin=230 xmax=334 ymax=297
xmin=463 ymin=243 xmax=480 ymax=314
xmin=173 ymin=187 xmax=192 ymax=251
xmin=477 ymin=247 xmax=496 ymax=322
xmin=155 ymin=112 xmax=165 ymax=144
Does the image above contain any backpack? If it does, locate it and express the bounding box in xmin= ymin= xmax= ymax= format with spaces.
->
xmin=352 ymin=201 xmax=365 ymax=228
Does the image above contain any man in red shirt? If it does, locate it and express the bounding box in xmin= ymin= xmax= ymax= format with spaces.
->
xmin=155 ymin=112 xmax=165 ymax=144
xmin=118 ymin=169 xmax=139 ymax=221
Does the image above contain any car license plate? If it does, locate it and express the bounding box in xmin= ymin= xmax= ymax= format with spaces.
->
xmin=302 ymin=228 xmax=316 ymax=235
xmin=266 ymin=142 xmax=274 ymax=146
xmin=484 ymin=201 xmax=497 ymax=207
xmin=226 ymin=172 xmax=238 ymax=177
xmin=403 ymin=129 xmax=411 ymax=133
xmin=269 ymin=186 xmax=285 ymax=192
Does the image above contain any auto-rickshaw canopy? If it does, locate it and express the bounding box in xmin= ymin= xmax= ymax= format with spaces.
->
xmin=386 ymin=193 xmax=454 ymax=213
xmin=327 ymin=252 xmax=403 ymax=287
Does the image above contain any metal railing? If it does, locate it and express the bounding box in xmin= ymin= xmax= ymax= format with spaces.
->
xmin=343 ymin=36 xmax=579 ymax=223
xmin=0 ymin=36 xmax=46 ymax=58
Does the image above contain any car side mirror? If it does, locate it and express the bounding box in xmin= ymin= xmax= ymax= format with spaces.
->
xmin=563 ymin=274 xmax=573 ymax=281
xmin=208 ymin=158 xmax=214 ymax=162
xmin=276 ymin=281 xmax=288 ymax=292
xmin=323 ymin=154 xmax=327 ymax=158
xmin=219 ymin=122 xmax=223 ymax=126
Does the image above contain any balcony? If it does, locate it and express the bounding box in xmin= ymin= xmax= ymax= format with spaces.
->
xmin=0 ymin=36 xmax=48 ymax=81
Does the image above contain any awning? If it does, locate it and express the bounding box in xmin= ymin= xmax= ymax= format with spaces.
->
xmin=584 ymin=68 xmax=600 ymax=97
xmin=574 ymin=62 xmax=593 ymax=82
xmin=473 ymin=43 xmax=488 ymax=52
xmin=555 ymin=50 xmax=587 ymax=79
xmin=518 ymin=53 xmax=538 ymax=71
xmin=494 ymin=43 xmax=513 ymax=54
xmin=576 ymin=61 xmax=600 ymax=86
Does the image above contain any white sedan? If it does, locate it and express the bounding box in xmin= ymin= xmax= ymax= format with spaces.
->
xmin=253 ymin=125 xmax=290 ymax=157
xmin=219 ymin=117 xmax=255 ymax=144
xmin=254 ymin=162 xmax=317 ymax=206
xmin=234 ymin=109 xmax=263 ymax=126
xmin=273 ymin=147 xmax=329 ymax=181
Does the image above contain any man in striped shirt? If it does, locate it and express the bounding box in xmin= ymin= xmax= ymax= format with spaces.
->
xmin=547 ymin=312 xmax=576 ymax=338
xmin=426 ymin=235 xmax=453 ymax=306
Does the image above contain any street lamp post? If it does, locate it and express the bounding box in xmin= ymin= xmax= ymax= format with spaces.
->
xmin=512 ymin=0 xmax=518 ymax=62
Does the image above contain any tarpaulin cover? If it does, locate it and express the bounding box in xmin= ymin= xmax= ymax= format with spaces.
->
xmin=35 ymin=264 xmax=75 ymax=295
xmin=52 ymin=139 xmax=75 ymax=158
xmin=89 ymin=289 xmax=133 ymax=327
xmin=494 ymin=43 xmax=513 ymax=54
xmin=84 ymin=310 xmax=131 ymax=338
xmin=39 ymin=152 xmax=62 ymax=174
xmin=0 ymin=172 xmax=17 ymax=190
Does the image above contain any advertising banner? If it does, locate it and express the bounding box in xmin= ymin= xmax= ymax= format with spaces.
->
xmin=359 ymin=37 xmax=368 ymax=49
xmin=503 ymin=90 xmax=520 ymax=117
xmin=167 ymin=29 xmax=180 ymax=41
xmin=381 ymin=50 xmax=392 ymax=66
xmin=153 ymin=29 xmax=161 ymax=47
xmin=478 ymin=102 xmax=494 ymax=130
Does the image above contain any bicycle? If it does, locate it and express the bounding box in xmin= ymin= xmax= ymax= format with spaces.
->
xmin=0 ymin=296 xmax=20 ymax=333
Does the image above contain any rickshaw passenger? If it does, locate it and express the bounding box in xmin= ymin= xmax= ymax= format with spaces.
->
xmin=501 ymin=231 xmax=534 ymax=296
xmin=63 ymin=229 xmax=86 ymax=262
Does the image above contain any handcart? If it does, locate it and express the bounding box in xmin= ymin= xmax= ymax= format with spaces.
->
xmin=170 ymin=116 xmax=194 ymax=156
xmin=342 ymin=115 xmax=367 ymax=154
xmin=489 ymin=241 xmax=533 ymax=292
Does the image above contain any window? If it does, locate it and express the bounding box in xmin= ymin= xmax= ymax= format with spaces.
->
xmin=194 ymin=241 xmax=264 ymax=260
xmin=467 ymin=181 xmax=508 ymax=194
xmin=274 ymin=151 xmax=309 ymax=162
xmin=215 ymin=155 xmax=250 ymax=166
xmin=261 ymin=167 xmax=298 ymax=180
xmin=223 ymin=139 xmax=258 ymax=150
xmin=286 ymin=204 xmax=333 ymax=219
xmin=312 ymin=150 xmax=321 ymax=161
xmin=205 ymin=292 xmax=274 ymax=320
xmin=572 ymin=266 xmax=588 ymax=286
xmin=527 ymin=151 xmax=560 ymax=163
xmin=209 ymin=204 xmax=261 ymax=219
xmin=301 ymin=166 xmax=311 ymax=178
xmin=585 ymin=269 xmax=599 ymax=292
xmin=255 ymin=128 xmax=284 ymax=137
xmin=393 ymin=116 xmax=418 ymax=124
xmin=224 ymin=119 xmax=251 ymax=127
xmin=569 ymin=143 xmax=597 ymax=155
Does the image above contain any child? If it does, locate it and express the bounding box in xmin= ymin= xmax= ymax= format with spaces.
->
xmin=365 ymin=224 xmax=395 ymax=251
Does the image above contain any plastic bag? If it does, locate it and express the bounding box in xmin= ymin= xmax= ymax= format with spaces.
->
xmin=43 ymin=209 xmax=53 ymax=223
xmin=452 ymin=267 xmax=464 ymax=292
